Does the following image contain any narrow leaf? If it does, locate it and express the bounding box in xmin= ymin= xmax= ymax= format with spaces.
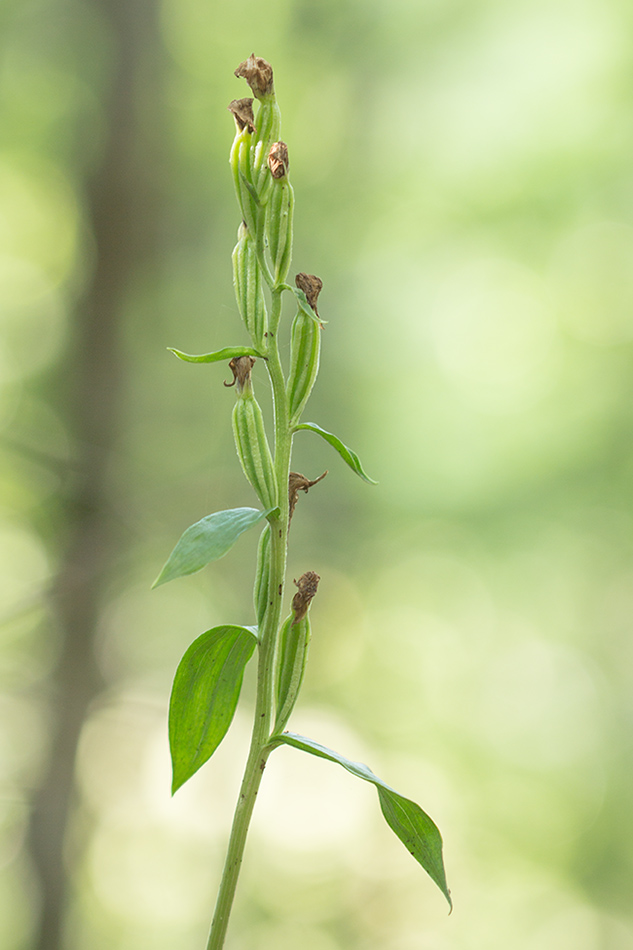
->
xmin=276 ymin=732 xmax=451 ymax=909
xmin=153 ymin=507 xmax=277 ymax=588
xmin=168 ymin=346 xmax=261 ymax=363
xmin=169 ymin=625 xmax=257 ymax=793
xmin=239 ymin=171 xmax=261 ymax=205
xmin=294 ymin=423 xmax=377 ymax=484
xmin=291 ymin=287 xmax=321 ymax=323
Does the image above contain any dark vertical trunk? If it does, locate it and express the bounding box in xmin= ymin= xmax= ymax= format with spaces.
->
xmin=26 ymin=1 xmax=163 ymax=946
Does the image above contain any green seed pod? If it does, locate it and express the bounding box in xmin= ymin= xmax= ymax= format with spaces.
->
xmin=253 ymin=524 xmax=271 ymax=626
xmin=274 ymin=613 xmax=311 ymax=732
xmin=232 ymin=225 xmax=267 ymax=350
xmin=232 ymin=393 xmax=277 ymax=509
xmin=266 ymin=179 xmax=294 ymax=285
xmin=252 ymin=99 xmax=281 ymax=197
xmin=286 ymin=310 xmax=321 ymax=424
xmin=229 ymin=126 xmax=259 ymax=235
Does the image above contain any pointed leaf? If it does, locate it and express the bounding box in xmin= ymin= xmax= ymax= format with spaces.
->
xmin=291 ymin=286 xmax=322 ymax=323
xmin=276 ymin=732 xmax=451 ymax=909
xmin=168 ymin=345 xmax=261 ymax=363
xmin=169 ymin=625 xmax=258 ymax=793
xmin=294 ymin=423 xmax=377 ymax=484
xmin=153 ymin=507 xmax=277 ymax=588
xmin=239 ymin=170 xmax=261 ymax=205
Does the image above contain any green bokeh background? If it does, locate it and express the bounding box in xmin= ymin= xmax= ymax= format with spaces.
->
xmin=2 ymin=0 xmax=633 ymax=947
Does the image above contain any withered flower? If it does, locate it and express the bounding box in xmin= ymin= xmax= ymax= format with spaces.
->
xmin=295 ymin=273 xmax=323 ymax=318
xmin=288 ymin=470 xmax=328 ymax=520
xmin=234 ymin=54 xmax=274 ymax=99
xmin=224 ymin=355 xmax=255 ymax=393
xmin=227 ymin=98 xmax=256 ymax=134
xmin=291 ymin=571 xmax=320 ymax=624
xmin=268 ymin=141 xmax=289 ymax=179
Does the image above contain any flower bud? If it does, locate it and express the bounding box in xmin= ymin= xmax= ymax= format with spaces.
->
xmin=232 ymin=224 xmax=267 ymax=349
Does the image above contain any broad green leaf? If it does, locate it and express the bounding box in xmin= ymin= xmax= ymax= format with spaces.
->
xmin=153 ymin=507 xmax=277 ymax=588
xmin=276 ymin=732 xmax=451 ymax=909
xmin=169 ymin=625 xmax=257 ymax=793
xmin=168 ymin=345 xmax=261 ymax=363
xmin=294 ymin=423 xmax=377 ymax=484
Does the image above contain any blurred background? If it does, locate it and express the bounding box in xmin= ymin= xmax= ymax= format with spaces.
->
xmin=2 ymin=0 xmax=633 ymax=947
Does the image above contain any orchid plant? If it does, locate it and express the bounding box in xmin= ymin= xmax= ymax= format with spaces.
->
xmin=154 ymin=54 xmax=451 ymax=949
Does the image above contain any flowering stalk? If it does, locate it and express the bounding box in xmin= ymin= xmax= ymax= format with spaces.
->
xmin=155 ymin=55 xmax=451 ymax=950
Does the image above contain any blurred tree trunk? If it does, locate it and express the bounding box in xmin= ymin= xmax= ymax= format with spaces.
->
xmin=26 ymin=0 xmax=163 ymax=947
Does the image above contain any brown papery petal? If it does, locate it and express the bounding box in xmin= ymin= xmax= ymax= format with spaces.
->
xmin=227 ymin=98 xmax=255 ymax=133
xmin=235 ymin=54 xmax=274 ymax=98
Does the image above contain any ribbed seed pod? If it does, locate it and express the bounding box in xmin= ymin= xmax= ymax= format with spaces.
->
xmin=266 ymin=179 xmax=294 ymax=285
xmin=286 ymin=310 xmax=321 ymax=424
xmin=252 ymin=99 xmax=281 ymax=196
xmin=232 ymin=225 xmax=267 ymax=350
xmin=274 ymin=613 xmax=310 ymax=731
xmin=232 ymin=394 xmax=277 ymax=509
xmin=253 ymin=524 xmax=271 ymax=626
xmin=229 ymin=127 xmax=258 ymax=235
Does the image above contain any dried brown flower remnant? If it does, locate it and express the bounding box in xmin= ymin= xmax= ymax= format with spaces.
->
xmin=235 ymin=54 xmax=274 ymax=99
xmin=228 ymin=98 xmax=256 ymax=133
xmin=288 ymin=470 xmax=328 ymax=520
xmin=291 ymin=571 xmax=320 ymax=624
xmin=224 ymin=356 xmax=256 ymax=393
xmin=295 ymin=273 xmax=323 ymax=319
xmin=268 ymin=141 xmax=289 ymax=179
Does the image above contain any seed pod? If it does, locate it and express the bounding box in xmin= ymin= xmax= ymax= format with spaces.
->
xmin=286 ymin=309 xmax=321 ymax=424
xmin=229 ymin=125 xmax=258 ymax=235
xmin=232 ymin=393 xmax=277 ymax=509
xmin=274 ymin=612 xmax=311 ymax=731
xmin=266 ymin=178 xmax=294 ymax=285
xmin=252 ymin=99 xmax=281 ymax=196
xmin=232 ymin=225 xmax=267 ymax=349
xmin=253 ymin=524 xmax=271 ymax=626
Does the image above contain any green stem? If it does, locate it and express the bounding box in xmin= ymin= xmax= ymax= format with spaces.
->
xmin=206 ymin=287 xmax=290 ymax=950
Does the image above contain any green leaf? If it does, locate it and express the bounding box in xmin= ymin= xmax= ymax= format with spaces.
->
xmin=153 ymin=507 xmax=277 ymax=588
xmin=276 ymin=732 xmax=451 ymax=909
xmin=168 ymin=346 xmax=261 ymax=363
xmin=294 ymin=423 xmax=377 ymax=484
xmin=239 ymin=170 xmax=261 ymax=205
xmin=169 ymin=625 xmax=258 ymax=793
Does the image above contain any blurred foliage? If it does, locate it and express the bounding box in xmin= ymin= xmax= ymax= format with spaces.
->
xmin=2 ymin=0 xmax=633 ymax=947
